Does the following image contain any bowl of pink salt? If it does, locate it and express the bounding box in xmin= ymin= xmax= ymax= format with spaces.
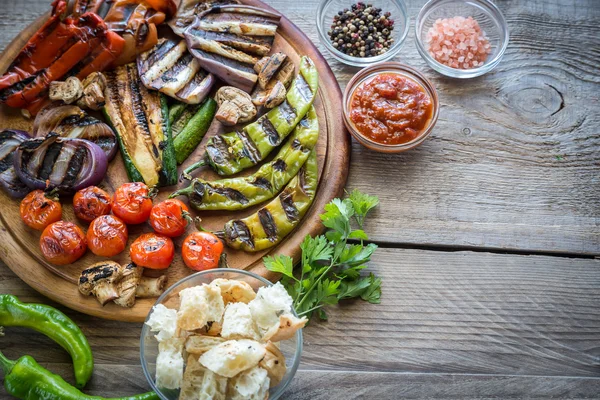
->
xmin=414 ymin=0 xmax=509 ymax=78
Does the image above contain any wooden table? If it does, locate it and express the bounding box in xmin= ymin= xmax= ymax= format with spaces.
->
xmin=1 ymin=0 xmax=599 ymax=398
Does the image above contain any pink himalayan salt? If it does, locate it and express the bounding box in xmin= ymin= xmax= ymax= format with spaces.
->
xmin=425 ymin=16 xmax=491 ymax=70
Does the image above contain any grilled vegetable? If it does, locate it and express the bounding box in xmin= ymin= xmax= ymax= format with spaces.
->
xmin=169 ymin=102 xmax=188 ymax=125
xmin=73 ymin=186 xmax=112 ymax=222
xmin=184 ymin=5 xmax=281 ymax=92
xmin=173 ymin=98 xmax=217 ymax=164
xmin=169 ymin=0 xmax=241 ymax=37
xmin=14 ymin=133 xmax=108 ymax=195
xmin=171 ymin=106 xmax=318 ymax=211
xmin=77 ymin=72 xmax=107 ymax=110
xmin=87 ymin=215 xmax=128 ymax=257
xmin=79 ymin=261 xmax=123 ymax=305
xmin=218 ymin=149 xmax=317 ymax=252
xmin=149 ymin=199 xmax=191 ymax=237
xmin=33 ymin=103 xmax=118 ymax=160
xmin=40 ymin=221 xmax=88 ymax=265
xmin=111 ymin=182 xmax=153 ymax=225
xmin=185 ymin=56 xmax=318 ymax=177
xmin=0 ymin=129 xmax=31 ymax=198
xmin=181 ymin=231 xmax=224 ymax=271
xmin=103 ymin=64 xmax=177 ymax=187
xmin=137 ymin=39 xmax=215 ymax=104
xmin=0 ymin=9 xmax=125 ymax=113
xmin=20 ymin=190 xmax=63 ymax=231
xmin=103 ymin=0 xmax=178 ymax=66
xmin=215 ymin=86 xmax=256 ymax=126
xmin=130 ymin=233 xmax=175 ymax=270
xmin=49 ymin=77 xmax=83 ymax=104
xmin=251 ymin=56 xmax=295 ymax=107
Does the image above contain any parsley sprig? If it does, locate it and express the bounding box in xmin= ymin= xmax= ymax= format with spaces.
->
xmin=264 ymin=189 xmax=381 ymax=321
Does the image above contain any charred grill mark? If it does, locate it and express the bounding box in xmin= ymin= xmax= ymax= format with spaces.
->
xmin=278 ymin=100 xmax=297 ymax=125
xmin=204 ymin=12 xmax=279 ymax=26
xmin=61 ymin=145 xmax=87 ymax=187
xmin=192 ymin=180 xmax=207 ymax=203
xmin=279 ymin=188 xmax=299 ymax=222
xmin=189 ymin=28 xmax=273 ymax=48
xmin=0 ymin=150 xmax=15 ymax=173
xmin=126 ymin=65 xmax=155 ymax=153
xmin=0 ymin=74 xmax=38 ymax=101
xmin=298 ymin=165 xmax=309 ymax=195
xmin=141 ymin=39 xmax=177 ymax=72
xmin=8 ymin=18 xmax=61 ymax=70
xmin=251 ymin=176 xmax=272 ymax=191
xmin=39 ymin=142 xmax=63 ymax=180
xmin=258 ymin=208 xmax=278 ymax=241
xmin=296 ymin=74 xmax=313 ymax=102
xmin=176 ymin=69 xmax=208 ymax=98
xmin=159 ymin=53 xmax=194 ymax=83
xmin=225 ymin=220 xmax=254 ymax=249
xmin=272 ymin=159 xmax=287 ymax=172
xmin=95 ymin=137 xmax=116 ymax=153
xmin=236 ymin=130 xmax=261 ymax=162
xmin=207 ymin=184 xmax=249 ymax=204
xmin=206 ymin=136 xmax=230 ymax=166
xmin=298 ymin=114 xmax=311 ymax=128
xmin=291 ymin=139 xmax=302 ymax=150
xmin=191 ymin=48 xmax=256 ymax=73
xmin=260 ymin=117 xmax=280 ymax=146
xmin=79 ymin=263 xmax=118 ymax=284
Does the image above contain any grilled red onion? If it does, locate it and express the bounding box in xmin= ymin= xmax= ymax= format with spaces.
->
xmin=0 ymin=129 xmax=31 ymax=198
xmin=14 ymin=133 xmax=108 ymax=195
xmin=33 ymin=103 xmax=118 ymax=160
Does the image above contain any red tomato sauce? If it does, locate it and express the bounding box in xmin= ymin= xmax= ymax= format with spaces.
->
xmin=349 ymin=73 xmax=433 ymax=145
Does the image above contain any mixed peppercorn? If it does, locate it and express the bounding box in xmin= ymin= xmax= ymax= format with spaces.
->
xmin=328 ymin=2 xmax=395 ymax=58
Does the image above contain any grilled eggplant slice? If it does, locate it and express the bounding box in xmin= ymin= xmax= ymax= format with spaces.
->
xmin=0 ymin=129 xmax=31 ymax=198
xmin=184 ymin=5 xmax=281 ymax=92
xmin=103 ymin=64 xmax=177 ymax=187
xmin=169 ymin=0 xmax=241 ymax=36
xmin=137 ymin=39 xmax=215 ymax=104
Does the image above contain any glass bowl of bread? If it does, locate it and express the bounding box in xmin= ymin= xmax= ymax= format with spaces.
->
xmin=140 ymin=268 xmax=304 ymax=400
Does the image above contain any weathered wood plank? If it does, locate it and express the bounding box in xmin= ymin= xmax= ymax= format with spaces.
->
xmin=1 ymin=249 xmax=598 ymax=382
xmin=0 ymin=0 xmax=598 ymax=255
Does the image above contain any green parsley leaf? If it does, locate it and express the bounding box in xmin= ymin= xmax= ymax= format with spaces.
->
xmin=340 ymin=243 xmax=378 ymax=267
xmin=316 ymin=279 xmax=341 ymax=305
xmin=349 ymin=189 xmax=379 ymax=227
xmin=348 ymin=229 xmax=369 ymax=240
xmin=338 ymin=276 xmax=372 ymax=300
xmin=360 ymin=273 xmax=382 ymax=304
xmin=264 ymin=254 xmax=295 ymax=280
xmin=335 ymin=265 xmax=367 ymax=280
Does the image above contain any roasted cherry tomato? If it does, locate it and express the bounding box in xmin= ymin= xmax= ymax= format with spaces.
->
xmin=182 ymin=231 xmax=224 ymax=271
xmin=111 ymin=182 xmax=153 ymax=224
xmin=73 ymin=186 xmax=112 ymax=223
xmin=40 ymin=221 xmax=87 ymax=265
xmin=130 ymin=233 xmax=174 ymax=269
xmin=20 ymin=190 xmax=62 ymax=230
xmin=149 ymin=199 xmax=191 ymax=237
xmin=87 ymin=215 xmax=128 ymax=257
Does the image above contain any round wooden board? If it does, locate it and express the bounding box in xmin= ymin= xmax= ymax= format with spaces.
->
xmin=0 ymin=0 xmax=350 ymax=322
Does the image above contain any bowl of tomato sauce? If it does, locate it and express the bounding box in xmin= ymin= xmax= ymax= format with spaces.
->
xmin=343 ymin=62 xmax=439 ymax=152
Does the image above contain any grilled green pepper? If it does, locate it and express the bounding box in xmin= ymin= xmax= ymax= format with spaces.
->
xmin=0 ymin=295 xmax=93 ymax=389
xmin=173 ymin=98 xmax=217 ymax=164
xmin=171 ymin=106 xmax=318 ymax=211
xmin=103 ymin=64 xmax=177 ymax=188
xmin=185 ymin=56 xmax=318 ymax=177
xmin=0 ymin=351 xmax=158 ymax=400
xmin=218 ymin=149 xmax=318 ymax=252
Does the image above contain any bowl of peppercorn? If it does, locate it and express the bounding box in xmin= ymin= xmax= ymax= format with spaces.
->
xmin=317 ymin=0 xmax=409 ymax=67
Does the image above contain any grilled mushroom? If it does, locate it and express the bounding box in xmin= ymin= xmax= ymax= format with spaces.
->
xmin=78 ymin=261 xmax=123 ymax=306
xmin=135 ymin=275 xmax=168 ymax=298
xmin=49 ymin=76 xmax=83 ymax=104
xmin=215 ymin=86 xmax=257 ymax=126
xmin=257 ymin=52 xmax=287 ymax=89
xmin=264 ymin=81 xmax=286 ymax=108
xmin=114 ymin=263 xmax=143 ymax=308
xmin=77 ymin=72 xmax=107 ymax=110
xmin=251 ymin=57 xmax=294 ymax=107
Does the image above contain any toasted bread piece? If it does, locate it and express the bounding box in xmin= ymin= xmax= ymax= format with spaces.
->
xmin=221 ymin=302 xmax=261 ymax=341
xmin=248 ymin=282 xmax=293 ymax=333
xmin=199 ymin=339 xmax=266 ymax=378
xmin=259 ymin=341 xmax=286 ymax=387
xmin=210 ymin=278 xmax=257 ymax=304
xmin=156 ymin=338 xmax=185 ymax=390
xmin=186 ymin=335 xmax=228 ymax=355
xmin=146 ymin=304 xmax=178 ymax=342
xmin=228 ymin=366 xmax=270 ymax=400
xmin=177 ymin=285 xmax=225 ymax=330
xmin=180 ymin=354 xmax=227 ymax=400
xmin=262 ymin=313 xmax=307 ymax=342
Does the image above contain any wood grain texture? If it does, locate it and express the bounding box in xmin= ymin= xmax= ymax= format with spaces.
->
xmin=1 ymin=248 xmax=598 ymax=398
xmin=0 ymin=0 xmax=350 ymax=322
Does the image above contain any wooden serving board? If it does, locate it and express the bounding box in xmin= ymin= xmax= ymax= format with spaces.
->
xmin=0 ymin=0 xmax=350 ymax=322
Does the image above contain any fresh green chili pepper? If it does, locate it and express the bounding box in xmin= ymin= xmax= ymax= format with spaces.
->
xmin=217 ymin=148 xmax=318 ymax=252
xmin=0 ymin=351 xmax=158 ymax=400
xmin=184 ymin=56 xmax=318 ymax=177
xmin=0 ymin=295 xmax=93 ymax=389
xmin=171 ymin=106 xmax=319 ymax=211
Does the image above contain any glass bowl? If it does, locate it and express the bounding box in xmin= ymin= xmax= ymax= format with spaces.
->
xmin=317 ymin=0 xmax=410 ymax=67
xmin=140 ymin=269 xmax=303 ymax=400
xmin=415 ymin=0 xmax=509 ymax=78
xmin=342 ymin=61 xmax=439 ymax=153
